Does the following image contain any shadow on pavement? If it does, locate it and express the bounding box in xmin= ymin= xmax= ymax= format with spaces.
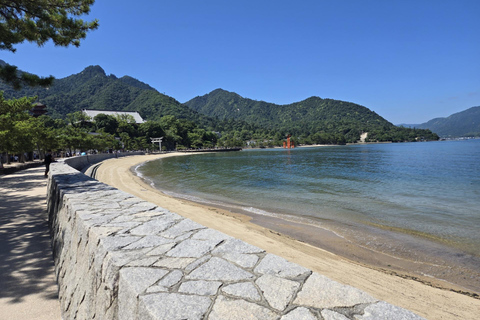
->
xmin=0 ymin=167 xmax=58 ymax=304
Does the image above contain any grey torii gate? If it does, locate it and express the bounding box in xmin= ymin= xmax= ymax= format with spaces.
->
xmin=150 ymin=137 xmax=163 ymax=152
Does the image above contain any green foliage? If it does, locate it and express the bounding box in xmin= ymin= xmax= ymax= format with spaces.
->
xmin=94 ymin=114 xmax=118 ymax=135
xmin=366 ymin=127 xmax=438 ymax=142
xmin=1 ymin=64 xmax=440 ymax=148
xmin=411 ymin=106 xmax=480 ymax=138
xmin=0 ymin=62 xmax=55 ymax=90
xmin=0 ymin=0 xmax=98 ymax=88
xmin=0 ymin=64 xmax=218 ymax=129
xmin=185 ymin=89 xmax=439 ymax=144
xmin=0 ymin=0 xmax=98 ymax=52
xmin=0 ymin=92 xmax=37 ymax=157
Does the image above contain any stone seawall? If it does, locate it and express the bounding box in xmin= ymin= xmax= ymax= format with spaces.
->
xmin=63 ymin=152 xmax=145 ymax=172
xmin=46 ymin=156 xmax=425 ymax=320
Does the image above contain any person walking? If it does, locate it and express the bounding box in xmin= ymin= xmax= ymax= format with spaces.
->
xmin=44 ymin=152 xmax=54 ymax=176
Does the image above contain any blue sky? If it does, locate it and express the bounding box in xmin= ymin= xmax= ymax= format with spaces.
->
xmin=2 ymin=0 xmax=479 ymax=124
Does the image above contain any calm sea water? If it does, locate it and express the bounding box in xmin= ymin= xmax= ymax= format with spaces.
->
xmin=137 ymin=140 xmax=480 ymax=260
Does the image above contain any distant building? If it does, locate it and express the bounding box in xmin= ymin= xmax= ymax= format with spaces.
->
xmin=82 ymin=109 xmax=145 ymax=124
xmin=31 ymin=102 xmax=47 ymax=117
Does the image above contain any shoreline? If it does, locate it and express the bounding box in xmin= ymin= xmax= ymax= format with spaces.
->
xmin=93 ymin=153 xmax=480 ymax=320
xmin=149 ymin=178 xmax=480 ymax=297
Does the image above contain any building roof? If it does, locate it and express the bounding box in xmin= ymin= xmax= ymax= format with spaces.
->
xmin=30 ymin=102 xmax=47 ymax=117
xmin=82 ymin=109 xmax=145 ymax=124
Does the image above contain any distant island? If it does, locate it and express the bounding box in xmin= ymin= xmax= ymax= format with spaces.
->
xmin=399 ymin=106 xmax=480 ymax=138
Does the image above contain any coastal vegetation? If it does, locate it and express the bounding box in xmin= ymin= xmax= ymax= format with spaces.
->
xmin=0 ymin=94 xmax=223 ymax=163
xmin=185 ymin=89 xmax=439 ymax=143
xmin=0 ymin=63 xmax=439 ymax=157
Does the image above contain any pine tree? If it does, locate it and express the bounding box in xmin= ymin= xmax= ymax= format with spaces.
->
xmin=0 ymin=0 xmax=98 ymax=88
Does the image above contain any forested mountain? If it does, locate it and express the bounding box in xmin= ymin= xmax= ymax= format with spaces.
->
xmin=402 ymin=106 xmax=480 ymax=138
xmin=1 ymin=61 xmax=438 ymax=145
xmin=185 ymin=89 xmax=438 ymax=143
xmin=0 ymin=62 xmax=208 ymax=124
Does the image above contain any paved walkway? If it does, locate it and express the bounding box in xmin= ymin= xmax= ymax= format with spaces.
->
xmin=0 ymin=167 xmax=61 ymax=320
xmin=0 ymin=160 xmax=44 ymax=175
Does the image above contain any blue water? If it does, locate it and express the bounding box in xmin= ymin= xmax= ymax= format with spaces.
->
xmin=137 ymin=140 xmax=480 ymax=259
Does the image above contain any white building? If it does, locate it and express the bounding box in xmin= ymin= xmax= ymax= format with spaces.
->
xmin=82 ymin=109 xmax=145 ymax=124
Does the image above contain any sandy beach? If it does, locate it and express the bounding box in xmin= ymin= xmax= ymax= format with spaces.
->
xmin=93 ymin=153 xmax=480 ymax=320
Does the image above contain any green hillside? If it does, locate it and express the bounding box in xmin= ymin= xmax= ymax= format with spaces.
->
xmin=414 ymin=106 xmax=480 ymax=137
xmin=0 ymin=62 xmax=438 ymax=145
xmin=185 ymin=89 xmax=438 ymax=143
xmin=0 ymin=63 xmax=207 ymax=124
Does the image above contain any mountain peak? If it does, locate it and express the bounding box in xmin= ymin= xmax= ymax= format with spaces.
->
xmin=81 ymin=65 xmax=106 ymax=77
xmin=211 ymin=88 xmax=228 ymax=93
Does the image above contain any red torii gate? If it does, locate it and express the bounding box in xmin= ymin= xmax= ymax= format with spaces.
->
xmin=283 ymin=135 xmax=295 ymax=149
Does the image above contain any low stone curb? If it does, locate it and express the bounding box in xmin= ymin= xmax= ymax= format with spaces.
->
xmin=0 ymin=160 xmax=44 ymax=175
xmin=47 ymin=161 xmax=425 ymax=320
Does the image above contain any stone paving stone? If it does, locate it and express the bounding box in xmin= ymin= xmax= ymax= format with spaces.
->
xmin=120 ymin=207 xmax=158 ymax=216
xmin=129 ymin=215 xmax=180 ymax=235
xmin=93 ymin=209 xmax=124 ymax=216
xmin=220 ymin=252 xmax=259 ymax=269
xmin=154 ymin=257 xmax=197 ymax=269
xmin=212 ymin=238 xmax=264 ymax=254
xmin=132 ymin=209 xmax=169 ymax=219
xmin=123 ymin=235 xmax=173 ymax=250
xmin=119 ymin=197 xmax=146 ymax=207
xmin=160 ymin=219 xmax=206 ymax=238
xmin=99 ymin=235 xmax=142 ymax=251
xmin=103 ymin=221 xmax=142 ymax=231
xmin=353 ymin=301 xmax=425 ymax=320
xmin=173 ymin=231 xmax=195 ymax=242
xmin=79 ymin=216 xmax=114 ymax=231
xmin=118 ymin=267 xmax=169 ymax=320
xmin=147 ymin=269 xmax=184 ymax=293
xmin=157 ymin=269 xmax=184 ymax=288
xmin=89 ymin=226 xmax=123 ymax=240
xmin=78 ymin=221 xmax=120 ymax=252
xmin=191 ymin=228 xmax=232 ymax=242
xmin=294 ymin=273 xmax=377 ymax=308
xmin=124 ymin=256 xmax=160 ymax=267
xmin=185 ymin=255 xmax=211 ymax=273
xmin=138 ymin=293 xmax=212 ymax=320
xmin=281 ymin=307 xmax=318 ymax=320
xmin=166 ymin=239 xmax=222 ymax=258
xmin=221 ymin=282 xmax=262 ymax=301
xmin=255 ymin=274 xmax=300 ymax=311
xmin=322 ymin=309 xmax=350 ymax=320
xmin=101 ymin=249 xmax=152 ymax=290
xmin=77 ymin=211 xmax=116 ymax=221
xmin=108 ymin=214 xmax=137 ymax=223
xmin=209 ymin=295 xmax=278 ymax=320
xmin=178 ymin=280 xmax=222 ymax=296
xmin=71 ymin=201 xmax=116 ymax=212
xmin=88 ymin=201 xmax=123 ymax=210
xmin=254 ymin=253 xmax=310 ymax=278
xmin=128 ymin=201 xmax=157 ymax=212
xmin=187 ymin=257 xmax=255 ymax=281
xmin=146 ymin=242 xmax=176 ymax=256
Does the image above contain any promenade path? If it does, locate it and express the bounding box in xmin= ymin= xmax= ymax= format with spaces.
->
xmin=0 ymin=166 xmax=61 ymax=320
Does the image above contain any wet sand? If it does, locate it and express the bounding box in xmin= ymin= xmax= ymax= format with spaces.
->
xmin=93 ymin=153 xmax=480 ymax=320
